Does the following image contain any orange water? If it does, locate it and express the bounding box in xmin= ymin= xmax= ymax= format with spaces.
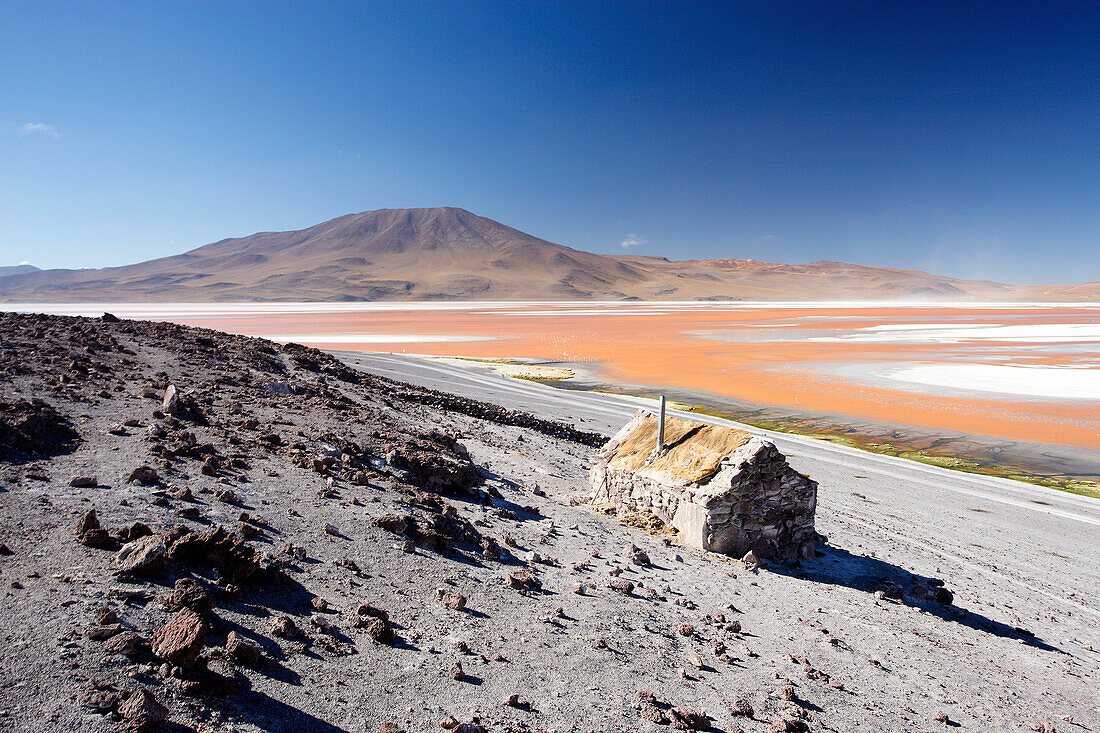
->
xmin=164 ymin=304 xmax=1100 ymax=451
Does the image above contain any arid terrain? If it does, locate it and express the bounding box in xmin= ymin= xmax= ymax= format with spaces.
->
xmin=1 ymin=311 xmax=1097 ymax=732
xmin=1 ymin=208 xmax=1097 ymax=302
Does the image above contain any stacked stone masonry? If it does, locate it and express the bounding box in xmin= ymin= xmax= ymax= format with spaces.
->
xmin=590 ymin=410 xmax=817 ymax=560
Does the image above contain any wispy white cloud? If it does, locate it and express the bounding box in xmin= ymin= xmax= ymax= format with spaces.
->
xmin=621 ymin=233 xmax=645 ymax=249
xmin=20 ymin=122 xmax=59 ymax=138
xmin=18 ymin=261 xmax=33 ymax=266
xmin=762 ymin=234 xmax=778 ymax=240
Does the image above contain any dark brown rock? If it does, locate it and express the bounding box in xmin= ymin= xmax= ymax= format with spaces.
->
xmin=356 ymin=603 xmax=389 ymax=621
xmin=151 ymin=608 xmax=208 ymax=666
xmin=508 ymin=569 xmax=541 ymax=591
xmin=93 ymin=608 xmax=118 ymax=625
xmin=172 ymin=486 xmax=195 ymax=501
xmin=0 ymin=398 xmax=81 ymax=461
xmin=115 ymin=534 xmax=167 ymax=576
xmin=225 ymin=630 xmax=264 ymax=667
xmin=609 ymin=578 xmax=635 ymax=594
xmin=768 ymin=715 xmax=809 ymax=733
xmin=170 ymin=577 xmax=212 ymax=612
xmin=74 ymin=509 xmax=100 ymax=536
xmin=728 ymin=697 xmax=754 ymax=717
xmin=85 ymin=623 xmax=123 ymax=640
xmin=375 ymin=513 xmax=409 ymax=534
xmin=271 ymin=615 xmax=301 ymax=639
xmin=440 ymin=592 xmax=467 ymax=611
xmin=128 ymin=465 xmax=159 ymax=485
xmin=672 ymin=707 xmax=710 ymax=730
xmin=235 ymin=521 xmax=259 ymax=539
xmin=103 ymin=630 xmax=147 ymax=657
xmin=79 ymin=688 xmax=121 ymax=713
xmin=357 ymin=615 xmax=395 ymax=645
xmin=79 ymin=528 xmax=115 ymax=549
xmin=117 ymin=688 xmax=168 ymax=730
xmin=624 ymin=543 xmax=651 ymax=566
xmin=126 ymin=522 xmax=152 ymax=540
xmin=165 ymin=525 xmax=282 ymax=585
xmin=640 ymin=704 xmax=669 ymax=724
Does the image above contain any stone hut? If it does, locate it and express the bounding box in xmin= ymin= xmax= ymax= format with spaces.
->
xmin=590 ymin=410 xmax=817 ymax=560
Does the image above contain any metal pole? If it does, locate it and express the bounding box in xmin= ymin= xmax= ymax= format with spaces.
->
xmin=657 ymin=395 xmax=666 ymax=451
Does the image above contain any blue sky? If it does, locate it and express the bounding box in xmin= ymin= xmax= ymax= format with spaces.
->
xmin=3 ymin=1 xmax=1098 ymax=283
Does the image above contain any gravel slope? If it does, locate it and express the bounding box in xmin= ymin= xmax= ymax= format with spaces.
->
xmin=0 ymin=315 xmax=1095 ymax=733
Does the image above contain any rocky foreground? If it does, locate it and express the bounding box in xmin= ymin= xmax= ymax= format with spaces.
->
xmin=0 ymin=311 xmax=1094 ymax=732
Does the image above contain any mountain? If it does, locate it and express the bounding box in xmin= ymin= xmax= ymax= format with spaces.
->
xmin=0 ymin=264 xmax=40 ymax=279
xmin=0 ymin=207 xmax=1093 ymax=301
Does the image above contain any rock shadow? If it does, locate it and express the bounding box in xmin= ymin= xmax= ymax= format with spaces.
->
xmin=213 ymin=618 xmax=302 ymax=685
xmin=472 ymin=469 xmax=545 ymax=522
xmin=768 ymin=542 xmax=1060 ymax=652
xmin=226 ymin=679 xmax=351 ymax=733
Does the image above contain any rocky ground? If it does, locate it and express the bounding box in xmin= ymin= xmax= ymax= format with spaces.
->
xmin=0 ymin=311 xmax=1096 ymax=733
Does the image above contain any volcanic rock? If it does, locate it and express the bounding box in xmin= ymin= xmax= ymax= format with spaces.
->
xmin=117 ymin=688 xmax=168 ymax=730
xmin=508 ymin=569 xmax=541 ymax=591
xmin=357 ymin=615 xmax=395 ymax=645
xmin=151 ymin=608 xmax=208 ymax=666
xmin=271 ymin=615 xmax=301 ymax=639
xmin=0 ymin=398 xmax=81 ymax=460
xmin=440 ymin=592 xmax=467 ymax=611
xmin=162 ymin=385 xmax=179 ymax=415
xmin=75 ymin=509 xmax=100 ymax=536
xmin=170 ymin=577 xmax=212 ymax=612
xmin=115 ymin=534 xmax=167 ymax=576
xmin=103 ymin=631 xmax=147 ymax=657
xmin=127 ymin=466 xmax=160 ymax=485
xmin=609 ymin=578 xmax=635 ymax=594
xmin=225 ymin=630 xmax=265 ymax=667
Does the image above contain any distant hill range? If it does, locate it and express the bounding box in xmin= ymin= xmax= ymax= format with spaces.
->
xmin=0 ymin=207 xmax=1095 ymax=301
xmin=0 ymin=264 xmax=40 ymax=279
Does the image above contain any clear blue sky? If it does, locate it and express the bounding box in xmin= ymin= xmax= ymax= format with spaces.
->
xmin=3 ymin=1 xmax=1098 ymax=283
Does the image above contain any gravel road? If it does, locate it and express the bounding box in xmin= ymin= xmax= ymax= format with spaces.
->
xmin=335 ymin=351 xmax=1100 ymax=635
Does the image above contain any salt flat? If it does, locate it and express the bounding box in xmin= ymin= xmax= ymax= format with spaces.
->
xmin=879 ymin=362 xmax=1100 ymax=400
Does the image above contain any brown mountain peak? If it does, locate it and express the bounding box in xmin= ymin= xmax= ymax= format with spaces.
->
xmin=0 ymin=208 xmax=1093 ymax=302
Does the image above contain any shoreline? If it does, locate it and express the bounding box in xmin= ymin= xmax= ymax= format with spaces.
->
xmin=438 ymin=355 xmax=1100 ymax=499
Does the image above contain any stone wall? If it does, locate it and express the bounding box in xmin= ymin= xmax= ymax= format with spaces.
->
xmin=590 ymin=410 xmax=817 ymax=560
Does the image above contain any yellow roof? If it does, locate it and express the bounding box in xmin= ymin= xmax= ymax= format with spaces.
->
xmin=606 ymin=414 xmax=752 ymax=483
